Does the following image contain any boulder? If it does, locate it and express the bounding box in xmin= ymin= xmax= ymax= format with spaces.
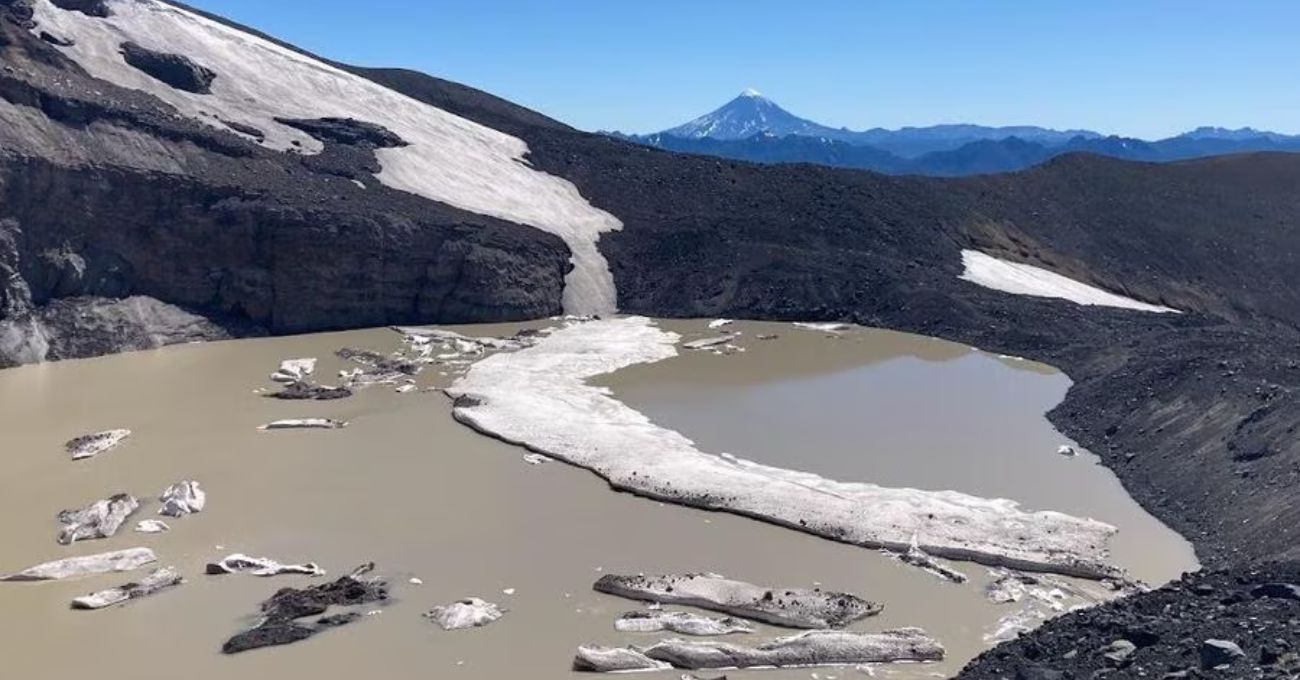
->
xmin=222 ymin=564 xmax=387 ymax=654
xmin=2 ymin=547 xmax=157 ymax=581
xmin=71 ymin=566 xmax=183 ymax=609
xmin=1103 ymin=639 xmax=1137 ymax=666
xmin=615 ymin=610 xmax=754 ymax=636
xmin=119 ymin=41 xmax=217 ymax=94
xmin=64 ymin=429 xmax=130 ymax=461
xmin=49 ymin=0 xmax=110 ymax=17
xmin=423 ymin=598 xmax=504 ymax=630
xmin=158 ymin=480 xmax=205 ymax=517
xmin=1200 ymin=639 xmax=1245 ymax=668
xmin=206 ymin=553 xmax=324 ymax=577
xmin=57 ymin=493 xmax=139 ymax=544
xmin=593 ymin=573 xmax=880 ymax=629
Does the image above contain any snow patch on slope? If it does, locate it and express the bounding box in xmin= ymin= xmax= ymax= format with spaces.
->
xmin=960 ymin=250 xmax=1179 ymax=313
xmin=31 ymin=0 xmax=621 ymax=315
xmin=448 ymin=317 xmax=1120 ymax=579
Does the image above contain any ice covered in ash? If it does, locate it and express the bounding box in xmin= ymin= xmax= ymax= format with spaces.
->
xmin=960 ymin=250 xmax=1178 ymax=313
xmin=447 ymin=317 xmax=1120 ymax=579
xmin=31 ymin=0 xmax=622 ymax=316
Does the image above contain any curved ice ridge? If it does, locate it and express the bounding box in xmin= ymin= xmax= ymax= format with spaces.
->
xmin=448 ymin=317 xmax=1121 ymax=579
xmin=960 ymin=250 xmax=1179 ymax=313
xmin=32 ymin=0 xmax=622 ymax=315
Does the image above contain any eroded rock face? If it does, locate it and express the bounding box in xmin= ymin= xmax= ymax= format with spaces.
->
xmin=614 ymin=610 xmax=755 ymax=636
xmin=206 ymin=554 xmax=325 ymax=578
xmin=423 ymin=598 xmax=504 ymax=631
xmin=57 ymin=493 xmax=139 ymax=544
xmin=275 ymin=117 xmax=408 ymax=148
xmin=119 ymin=41 xmax=217 ymax=94
xmin=71 ymin=566 xmax=182 ymax=609
xmin=2 ymin=547 xmax=156 ymax=581
xmin=158 ymin=480 xmax=205 ymax=517
xmin=49 ymin=0 xmax=110 ymax=18
xmin=221 ymin=564 xmax=388 ymax=654
xmin=575 ymin=629 xmax=945 ymax=672
xmin=594 ymin=573 xmax=880 ymax=629
xmin=64 ymin=429 xmax=130 ymax=460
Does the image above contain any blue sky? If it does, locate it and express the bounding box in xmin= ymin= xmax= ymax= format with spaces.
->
xmin=185 ymin=0 xmax=1300 ymax=138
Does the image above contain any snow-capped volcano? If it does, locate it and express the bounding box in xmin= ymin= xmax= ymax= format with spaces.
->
xmin=662 ymin=89 xmax=840 ymax=141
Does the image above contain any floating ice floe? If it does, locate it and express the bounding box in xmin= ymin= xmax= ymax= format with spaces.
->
xmin=959 ymin=250 xmax=1179 ymax=313
xmin=258 ymin=418 xmax=349 ymax=431
xmin=424 ymin=598 xmax=504 ymax=630
xmin=615 ymin=610 xmax=755 ymax=636
xmin=897 ymin=536 xmax=969 ymax=584
xmin=158 ymin=480 xmax=205 ymax=517
xmin=206 ymin=553 xmax=325 ymax=577
xmin=135 ymin=520 xmax=170 ymax=534
xmin=33 ymin=0 xmax=623 ymax=315
xmin=58 ymin=494 xmax=140 ymax=545
xmin=2 ymin=547 xmax=157 ymax=582
xmin=447 ymin=317 xmax=1120 ymax=579
xmin=573 ymin=629 xmax=944 ymax=672
xmin=271 ymin=358 xmax=316 ymax=384
xmin=65 ymin=429 xmax=131 ymax=461
xmin=707 ymin=319 xmax=734 ymax=329
xmin=793 ymin=322 xmax=853 ymax=333
xmin=594 ymin=573 xmax=879 ymax=629
xmin=1057 ymin=445 xmax=1078 ymax=457
xmin=522 ymin=453 xmax=551 ymax=465
xmin=683 ymin=336 xmax=734 ymax=350
xmin=72 ymin=566 xmax=183 ymax=610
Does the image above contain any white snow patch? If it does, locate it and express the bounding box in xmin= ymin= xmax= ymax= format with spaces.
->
xmin=33 ymin=0 xmax=622 ymax=315
xmin=959 ymin=251 xmax=1178 ymax=313
xmin=447 ymin=317 xmax=1120 ymax=579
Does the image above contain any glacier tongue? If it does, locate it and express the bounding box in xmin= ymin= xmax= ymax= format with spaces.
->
xmin=31 ymin=0 xmax=622 ymax=316
xmin=447 ymin=317 xmax=1121 ymax=579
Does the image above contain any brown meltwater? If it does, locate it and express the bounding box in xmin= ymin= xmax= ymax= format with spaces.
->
xmin=0 ymin=318 xmax=1196 ymax=680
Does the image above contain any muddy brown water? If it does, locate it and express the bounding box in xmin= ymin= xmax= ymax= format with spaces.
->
xmin=0 ymin=319 xmax=1196 ymax=679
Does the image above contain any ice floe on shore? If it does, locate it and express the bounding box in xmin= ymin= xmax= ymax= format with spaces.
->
xmin=447 ymin=317 xmax=1120 ymax=579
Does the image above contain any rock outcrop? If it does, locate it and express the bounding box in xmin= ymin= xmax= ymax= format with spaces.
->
xmin=594 ymin=573 xmax=880 ymax=629
xmin=119 ymin=41 xmax=216 ymax=94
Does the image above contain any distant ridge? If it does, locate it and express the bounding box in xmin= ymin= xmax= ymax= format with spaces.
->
xmin=614 ymin=91 xmax=1300 ymax=176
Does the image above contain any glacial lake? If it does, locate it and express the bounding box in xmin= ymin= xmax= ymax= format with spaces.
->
xmin=0 ymin=319 xmax=1197 ymax=679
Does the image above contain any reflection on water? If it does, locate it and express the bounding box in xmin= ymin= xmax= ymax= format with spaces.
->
xmin=0 ymin=319 xmax=1196 ymax=680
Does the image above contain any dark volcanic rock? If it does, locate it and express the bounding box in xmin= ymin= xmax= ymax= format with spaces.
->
xmin=2 ymin=0 xmax=35 ymax=28
xmin=275 ymin=117 xmax=408 ymax=148
xmin=119 ymin=41 xmax=217 ymax=94
xmin=221 ymin=564 xmax=388 ymax=654
xmin=263 ymin=381 xmax=353 ymax=401
xmin=50 ymin=0 xmax=110 ymax=17
xmin=960 ymin=565 xmax=1300 ymax=679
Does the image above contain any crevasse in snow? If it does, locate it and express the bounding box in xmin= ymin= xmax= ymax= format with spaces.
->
xmin=32 ymin=0 xmax=622 ymax=316
xmin=960 ymin=250 xmax=1179 ymax=313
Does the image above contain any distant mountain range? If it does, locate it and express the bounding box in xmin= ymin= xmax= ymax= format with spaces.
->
xmin=613 ymin=91 xmax=1300 ymax=176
